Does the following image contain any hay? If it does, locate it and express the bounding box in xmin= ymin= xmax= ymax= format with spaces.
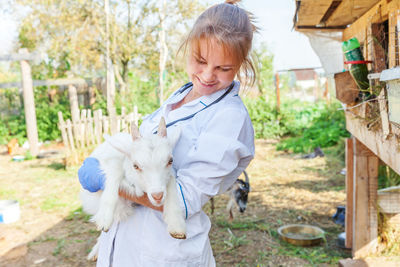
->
xmin=377 ymin=212 xmax=400 ymax=256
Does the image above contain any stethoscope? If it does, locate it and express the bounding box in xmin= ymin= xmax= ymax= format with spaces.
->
xmin=153 ymin=81 xmax=235 ymax=134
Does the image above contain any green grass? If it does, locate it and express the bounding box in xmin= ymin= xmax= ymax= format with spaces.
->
xmin=65 ymin=206 xmax=91 ymax=223
xmin=0 ymin=188 xmax=16 ymax=199
xmin=29 ymin=235 xmax=57 ymax=246
xmin=40 ymin=196 xmax=69 ymax=211
xmin=52 ymin=238 xmax=66 ymax=256
xmin=223 ymin=228 xmax=249 ymax=249
xmin=215 ymin=218 xmax=349 ymax=266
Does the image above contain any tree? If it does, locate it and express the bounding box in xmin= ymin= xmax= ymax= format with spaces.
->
xmin=253 ymin=43 xmax=274 ymax=96
xmin=13 ymin=0 xmax=204 ymax=103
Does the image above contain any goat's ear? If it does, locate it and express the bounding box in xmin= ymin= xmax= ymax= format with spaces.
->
xmin=106 ymin=138 xmax=133 ymax=160
xmin=131 ymin=123 xmax=140 ymax=141
xmin=157 ymin=117 xmax=167 ymax=137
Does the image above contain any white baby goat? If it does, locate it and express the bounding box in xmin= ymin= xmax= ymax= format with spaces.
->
xmin=80 ymin=118 xmax=186 ymax=260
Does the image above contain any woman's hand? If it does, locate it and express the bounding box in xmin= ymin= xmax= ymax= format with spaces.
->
xmin=119 ymin=190 xmax=163 ymax=212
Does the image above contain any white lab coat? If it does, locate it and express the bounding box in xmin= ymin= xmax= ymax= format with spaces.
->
xmin=96 ymin=81 xmax=255 ymax=267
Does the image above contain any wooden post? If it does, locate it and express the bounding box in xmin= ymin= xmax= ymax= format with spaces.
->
xmin=345 ymin=138 xmax=354 ymax=249
xmin=57 ymin=112 xmax=69 ymax=149
xmin=353 ymin=138 xmax=379 ymax=258
xmin=314 ymin=71 xmax=320 ymax=101
xmin=86 ymin=110 xmax=95 ymax=146
xmin=133 ymin=105 xmax=139 ymax=126
xmin=19 ymin=49 xmax=39 ymax=157
xmin=120 ymin=107 xmax=126 ymax=132
xmin=65 ymin=119 xmax=75 ymax=150
xmin=65 ymin=119 xmax=77 ymax=164
xmin=275 ymin=73 xmax=280 ymax=112
xmin=80 ymin=109 xmax=87 ymax=148
xmin=88 ymin=85 xmax=95 ymax=106
xmin=109 ymin=107 xmax=117 ymax=135
xmin=93 ymin=109 xmax=102 ymax=144
xmin=103 ymin=116 xmax=109 ymax=135
xmin=323 ymin=78 xmax=330 ymax=104
xmin=68 ymin=83 xmax=80 ymax=141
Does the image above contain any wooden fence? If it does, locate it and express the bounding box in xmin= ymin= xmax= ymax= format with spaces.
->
xmin=58 ymin=106 xmax=141 ymax=165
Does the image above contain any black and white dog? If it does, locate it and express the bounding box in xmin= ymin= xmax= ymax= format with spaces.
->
xmin=210 ymin=171 xmax=250 ymax=220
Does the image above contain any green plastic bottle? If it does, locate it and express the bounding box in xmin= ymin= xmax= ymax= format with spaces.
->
xmin=342 ymin=38 xmax=370 ymax=98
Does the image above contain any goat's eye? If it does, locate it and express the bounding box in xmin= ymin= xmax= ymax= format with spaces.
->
xmin=133 ymin=164 xmax=140 ymax=171
xmin=167 ymin=158 xmax=173 ymax=166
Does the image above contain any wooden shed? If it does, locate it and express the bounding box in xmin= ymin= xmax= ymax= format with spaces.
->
xmin=294 ymin=0 xmax=400 ymax=264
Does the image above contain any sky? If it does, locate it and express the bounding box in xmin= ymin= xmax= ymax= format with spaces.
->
xmin=0 ymin=0 xmax=322 ymax=71
xmin=242 ymin=0 xmax=322 ymax=71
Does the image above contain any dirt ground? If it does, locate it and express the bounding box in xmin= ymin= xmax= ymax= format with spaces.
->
xmin=0 ymin=139 xmax=351 ymax=266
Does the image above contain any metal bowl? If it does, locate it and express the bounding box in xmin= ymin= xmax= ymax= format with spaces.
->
xmin=277 ymin=224 xmax=325 ymax=246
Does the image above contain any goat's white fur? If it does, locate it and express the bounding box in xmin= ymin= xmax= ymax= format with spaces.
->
xmin=80 ymin=118 xmax=186 ymax=261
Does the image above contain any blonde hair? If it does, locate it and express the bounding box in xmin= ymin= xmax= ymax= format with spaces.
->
xmin=179 ymin=0 xmax=257 ymax=88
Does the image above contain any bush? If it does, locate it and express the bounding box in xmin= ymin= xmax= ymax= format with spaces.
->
xmin=243 ymin=97 xmax=349 ymax=153
xmin=0 ymin=86 xmax=70 ymax=145
xmin=276 ymin=101 xmax=350 ymax=153
xmin=243 ymin=97 xmax=284 ymax=139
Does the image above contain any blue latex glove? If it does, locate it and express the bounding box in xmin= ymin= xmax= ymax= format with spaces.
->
xmin=78 ymin=157 xmax=106 ymax=192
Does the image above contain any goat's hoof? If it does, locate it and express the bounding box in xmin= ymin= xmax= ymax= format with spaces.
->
xmin=170 ymin=232 xmax=186 ymax=239
xmin=87 ymin=254 xmax=98 ymax=262
xmin=97 ymin=225 xmax=109 ymax=232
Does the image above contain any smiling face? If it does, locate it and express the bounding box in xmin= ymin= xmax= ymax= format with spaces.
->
xmin=186 ymin=38 xmax=240 ymax=99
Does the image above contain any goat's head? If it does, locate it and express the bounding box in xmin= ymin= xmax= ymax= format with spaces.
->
xmin=234 ymin=179 xmax=250 ymax=213
xmin=109 ymin=117 xmax=180 ymax=206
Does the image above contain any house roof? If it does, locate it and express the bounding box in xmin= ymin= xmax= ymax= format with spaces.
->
xmin=292 ymin=69 xmax=317 ymax=81
xmin=293 ymin=0 xmax=381 ymax=30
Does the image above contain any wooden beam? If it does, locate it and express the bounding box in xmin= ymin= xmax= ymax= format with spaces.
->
xmin=0 ymin=78 xmax=94 ymax=89
xmin=320 ymin=0 xmax=343 ymax=24
xmin=295 ymin=25 xmax=346 ymax=30
xmin=0 ymin=53 xmax=41 ymax=62
xmin=346 ymin=111 xmax=400 ymax=175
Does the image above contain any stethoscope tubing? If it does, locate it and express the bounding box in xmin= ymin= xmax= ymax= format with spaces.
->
xmin=153 ymin=82 xmax=235 ymax=134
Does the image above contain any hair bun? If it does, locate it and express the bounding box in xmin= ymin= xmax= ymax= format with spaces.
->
xmin=225 ymin=0 xmax=241 ymax=4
